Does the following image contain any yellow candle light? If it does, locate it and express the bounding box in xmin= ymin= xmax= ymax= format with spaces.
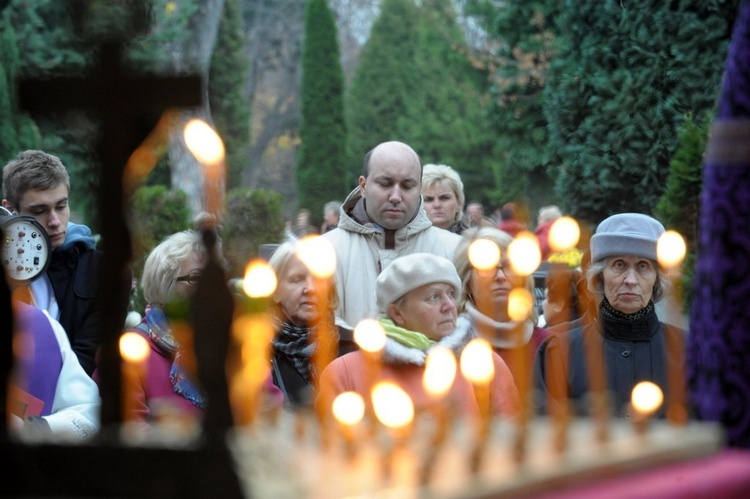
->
xmin=507 ymin=231 xmax=542 ymax=276
xmin=183 ymin=118 xmax=225 ymax=220
xmin=468 ymin=238 xmax=501 ymax=271
xmin=508 ymin=288 xmax=535 ymax=322
xmin=657 ymin=230 xmax=687 ymax=270
xmin=372 ymin=382 xmax=414 ymax=431
xmin=332 ymin=391 xmax=365 ymax=459
xmin=420 ymin=346 xmax=457 ymax=485
xmin=423 ymin=346 xmax=457 ymax=399
xmin=231 ymin=260 xmax=277 ymax=425
xmin=120 ymin=332 xmax=150 ymax=424
xmin=184 ymin=119 xmax=225 ymax=166
xmin=548 ymin=216 xmax=580 ymax=253
xmin=354 ymin=319 xmax=387 ymax=355
xmin=242 ymin=260 xmax=278 ymax=299
xmin=630 ymin=381 xmax=664 ymax=437
xmin=296 ymin=235 xmax=337 ymax=279
xmin=460 ymin=338 xmax=494 ymax=473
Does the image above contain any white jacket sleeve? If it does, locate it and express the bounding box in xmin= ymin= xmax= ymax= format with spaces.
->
xmin=43 ymin=310 xmax=101 ymax=440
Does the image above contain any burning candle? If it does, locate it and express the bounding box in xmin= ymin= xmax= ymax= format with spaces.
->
xmin=231 ymin=260 xmax=277 ymax=426
xmin=371 ymin=381 xmax=415 ymax=481
xmin=332 ymin=391 xmax=365 ymax=460
xmin=119 ymin=331 xmax=150 ymax=425
xmin=460 ymin=338 xmax=494 ymax=473
xmin=420 ymin=346 xmax=457 ymax=484
xmin=656 ymin=230 xmax=688 ymax=425
xmin=507 ymin=231 xmax=541 ymax=277
xmin=630 ymin=381 xmax=664 ymax=437
xmin=183 ymin=118 xmax=226 ymax=221
xmin=548 ymin=216 xmax=581 ymax=253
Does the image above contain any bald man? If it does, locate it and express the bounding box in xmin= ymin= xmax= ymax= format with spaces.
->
xmin=324 ymin=141 xmax=460 ymax=329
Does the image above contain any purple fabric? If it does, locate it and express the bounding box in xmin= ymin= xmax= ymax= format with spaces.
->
xmin=688 ymin=0 xmax=750 ymax=448
xmin=17 ymin=303 xmax=63 ymax=416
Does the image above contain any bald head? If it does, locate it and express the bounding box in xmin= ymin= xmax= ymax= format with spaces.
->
xmin=359 ymin=141 xmax=423 ymax=230
xmin=363 ymin=141 xmax=422 ymax=179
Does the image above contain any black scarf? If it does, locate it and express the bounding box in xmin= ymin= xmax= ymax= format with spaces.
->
xmin=272 ymin=319 xmax=317 ymax=383
xmin=599 ymin=298 xmax=659 ymax=342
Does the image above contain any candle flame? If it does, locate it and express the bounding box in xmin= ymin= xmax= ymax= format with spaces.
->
xmin=243 ymin=260 xmax=277 ymax=298
xmin=372 ymin=382 xmax=414 ymax=429
xmin=508 ymin=288 xmax=534 ymax=322
xmin=296 ymin=235 xmax=337 ymax=278
xmin=657 ymin=230 xmax=687 ymax=269
xmin=549 ymin=216 xmax=580 ymax=252
xmin=460 ymin=338 xmax=494 ymax=384
xmin=468 ymin=238 xmax=501 ymax=271
xmin=120 ymin=332 xmax=150 ymax=362
xmin=332 ymin=391 xmax=365 ymax=426
xmin=507 ymin=231 xmax=541 ymax=276
xmin=353 ymin=319 xmax=387 ymax=353
xmin=184 ymin=119 xmax=225 ymax=165
xmin=423 ymin=346 xmax=457 ymax=397
xmin=631 ymin=381 xmax=664 ymax=415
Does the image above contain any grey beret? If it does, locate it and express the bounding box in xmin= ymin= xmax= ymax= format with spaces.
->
xmin=376 ymin=253 xmax=461 ymax=312
xmin=590 ymin=213 xmax=665 ymax=263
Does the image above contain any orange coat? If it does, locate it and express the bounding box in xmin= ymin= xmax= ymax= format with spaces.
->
xmin=317 ymin=349 xmax=520 ymax=418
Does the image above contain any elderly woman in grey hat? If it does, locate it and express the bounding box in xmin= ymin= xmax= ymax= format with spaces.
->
xmin=534 ymin=213 xmax=684 ymax=417
xmin=317 ymin=253 xmax=519 ymax=417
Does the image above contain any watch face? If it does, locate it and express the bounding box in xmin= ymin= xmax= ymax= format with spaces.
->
xmin=1 ymin=216 xmax=51 ymax=284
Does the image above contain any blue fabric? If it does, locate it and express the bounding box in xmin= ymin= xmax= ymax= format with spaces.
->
xmin=60 ymin=222 xmax=96 ymax=251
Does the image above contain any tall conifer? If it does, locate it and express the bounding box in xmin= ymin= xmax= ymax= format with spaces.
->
xmin=209 ymin=0 xmax=251 ymax=190
xmin=545 ymin=1 xmax=736 ymax=223
xmin=296 ymin=0 xmax=348 ymax=216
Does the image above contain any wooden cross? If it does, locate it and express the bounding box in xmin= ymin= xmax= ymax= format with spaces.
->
xmin=17 ymin=42 xmax=203 ymax=432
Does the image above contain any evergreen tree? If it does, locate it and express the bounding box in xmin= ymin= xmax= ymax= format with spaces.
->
xmin=545 ymin=0 xmax=736 ymax=224
xmin=223 ymin=188 xmax=286 ymax=278
xmin=296 ymin=0 xmax=348 ymax=216
xmin=0 ymin=13 xmax=40 ymax=165
xmin=346 ymin=0 xmax=421 ymax=180
xmin=209 ymin=0 xmax=251 ymax=190
xmin=346 ymin=0 xmax=497 ymax=204
xmin=654 ymin=112 xmax=712 ymax=310
xmin=477 ymin=0 xmax=562 ymax=210
xmin=406 ymin=0 xmax=496 ymax=206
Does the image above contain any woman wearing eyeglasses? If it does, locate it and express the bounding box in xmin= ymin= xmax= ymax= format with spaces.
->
xmin=125 ymin=230 xmax=281 ymax=424
xmin=453 ymin=227 xmax=554 ymax=388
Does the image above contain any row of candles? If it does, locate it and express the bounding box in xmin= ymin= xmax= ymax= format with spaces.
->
xmin=117 ymin=119 xmax=687 ymax=481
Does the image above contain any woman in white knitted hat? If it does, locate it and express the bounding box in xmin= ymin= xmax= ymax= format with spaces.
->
xmin=534 ymin=213 xmax=685 ymax=418
xmin=317 ymin=253 xmax=520 ymax=417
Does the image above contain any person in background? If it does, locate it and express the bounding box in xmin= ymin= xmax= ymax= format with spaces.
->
xmin=534 ymin=213 xmax=684 ymax=417
xmin=323 ymin=141 xmax=460 ymax=329
xmin=535 ymin=205 xmax=562 ymax=261
xmin=292 ymin=208 xmax=319 ymax=238
xmin=497 ymin=202 xmax=527 ymax=238
xmin=8 ymin=301 xmax=100 ymax=442
xmin=317 ymin=253 xmax=519 ymax=417
xmin=320 ymin=201 xmax=341 ymax=233
xmin=268 ymin=241 xmax=356 ymax=408
xmin=2 ymin=150 xmax=105 ymax=376
xmin=453 ymin=227 xmax=554 ymax=386
xmin=541 ymin=264 xmax=583 ymax=332
xmin=463 ymin=201 xmax=495 ymax=229
xmin=126 ymin=230 xmax=282 ymax=423
xmin=421 ymin=163 xmax=466 ymax=234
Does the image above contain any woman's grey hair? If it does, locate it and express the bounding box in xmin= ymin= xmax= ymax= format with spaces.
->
xmin=586 ymin=257 xmax=670 ymax=305
xmin=453 ymin=226 xmax=539 ymax=324
xmin=421 ymin=163 xmax=465 ymax=223
xmin=142 ymin=230 xmax=207 ymax=305
xmin=268 ymin=240 xmax=339 ymax=313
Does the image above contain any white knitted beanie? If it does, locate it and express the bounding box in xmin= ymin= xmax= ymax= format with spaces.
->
xmin=376 ymin=253 xmax=461 ymax=312
xmin=590 ymin=213 xmax=665 ymax=263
